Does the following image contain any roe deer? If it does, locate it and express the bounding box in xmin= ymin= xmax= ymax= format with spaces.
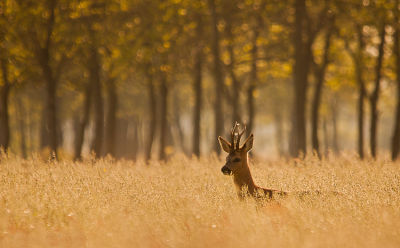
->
xmin=218 ymin=122 xmax=287 ymax=199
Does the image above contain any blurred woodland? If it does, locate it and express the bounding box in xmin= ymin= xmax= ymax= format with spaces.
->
xmin=0 ymin=0 xmax=400 ymax=161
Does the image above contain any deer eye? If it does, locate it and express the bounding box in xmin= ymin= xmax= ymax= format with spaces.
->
xmin=233 ymin=158 xmax=241 ymax=163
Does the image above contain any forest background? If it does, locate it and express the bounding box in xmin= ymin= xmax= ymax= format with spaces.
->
xmin=0 ymin=0 xmax=399 ymax=161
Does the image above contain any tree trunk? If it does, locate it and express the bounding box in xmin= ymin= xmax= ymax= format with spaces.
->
xmin=247 ymin=49 xmax=255 ymax=137
xmin=131 ymin=120 xmax=139 ymax=162
xmin=104 ymin=77 xmax=117 ymax=157
xmin=89 ymin=46 xmax=104 ymax=158
xmin=322 ymin=117 xmax=329 ymax=157
xmin=26 ymin=99 xmax=34 ymax=155
xmin=42 ymin=61 xmax=58 ymax=159
xmin=274 ymin=110 xmax=284 ymax=157
xmin=145 ymin=70 xmax=156 ymax=162
xmin=289 ymin=0 xmax=311 ymax=158
xmin=357 ymin=86 xmax=365 ymax=159
xmin=192 ymin=16 xmax=203 ymax=158
xmin=231 ymin=73 xmax=241 ymax=125
xmin=331 ymin=97 xmax=339 ymax=154
xmin=247 ymin=85 xmax=255 ymax=135
xmin=159 ymin=71 xmax=168 ymax=161
xmin=38 ymin=0 xmax=58 ymax=159
xmin=208 ymin=0 xmax=224 ymax=155
xmin=0 ymin=13 xmax=10 ymax=154
xmin=350 ymin=26 xmax=367 ymax=159
xmin=74 ymin=83 xmax=91 ymax=161
xmin=225 ymin=20 xmax=241 ymax=125
xmin=311 ymin=30 xmax=332 ymax=159
xmin=40 ymin=106 xmax=49 ymax=149
xmin=370 ymin=25 xmax=386 ymax=159
xmin=0 ymin=57 xmax=10 ymax=151
xmin=173 ymin=94 xmax=187 ymax=156
xmin=17 ymin=97 xmax=27 ymax=159
xmin=391 ymin=19 xmax=400 ymax=161
xmin=115 ymin=118 xmax=128 ymax=159
xmin=247 ymin=15 xmax=261 ymax=137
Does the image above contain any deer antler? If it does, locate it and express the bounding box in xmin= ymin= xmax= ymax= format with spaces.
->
xmin=236 ymin=122 xmax=246 ymax=150
xmin=230 ymin=122 xmax=239 ymax=149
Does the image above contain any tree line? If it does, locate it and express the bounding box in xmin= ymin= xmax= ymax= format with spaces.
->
xmin=0 ymin=0 xmax=400 ymax=161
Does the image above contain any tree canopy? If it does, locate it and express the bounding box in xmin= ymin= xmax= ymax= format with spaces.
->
xmin=1 ymin=0 xmax=400 ymax=161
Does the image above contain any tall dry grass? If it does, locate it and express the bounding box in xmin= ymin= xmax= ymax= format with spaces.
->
xmin=0 ymin=153 xmax=399 ymax=248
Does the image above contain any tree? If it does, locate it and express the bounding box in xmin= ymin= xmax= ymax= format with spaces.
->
xmin=391 ymin=11 xmax=400 ymax=161
xmin=369 ymin=24 xmax=386 ymax=159
xmin=247 ymin=13 xmax=262 ymax=137
xmin=87 ymin=44 xmax=104 ymax=158
xmin=343 ymin=24 xmax=367 ymax=159
xmin=74 ymin=82 xmax=91 ymax=161
xmin=311 ymin=20 xmax=334 ymax=158
xmin=158 ymin=68 xmax=168 ymax=161
xmin=192 ymin=14 xmax=204 ymax=158
xmin=0 ymin=49 xmax=10 ymax=151
xmin=144 ymin=63 xmax=156 ymax=161
xmin=208 ymin=0 xmax=224 ymax=155
xmin=12 ymin=0 xmax=69 ymax=159
xmin=0 ymin=0 xmax=10 ymax=153
xmin=289 ymin=0 xmax=327 ymax=157
xmin=104 ymin=76 xmax=117 ymax=157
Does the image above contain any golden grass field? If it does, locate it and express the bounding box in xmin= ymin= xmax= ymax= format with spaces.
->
xmin=0 ymin=153 xmax=399 ymax=248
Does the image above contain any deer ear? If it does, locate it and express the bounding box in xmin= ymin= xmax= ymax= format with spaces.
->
xmin=240 ymin=134 xmax=254 ymax=152
xmin=218 ymin=136 xmax=231 ymax=153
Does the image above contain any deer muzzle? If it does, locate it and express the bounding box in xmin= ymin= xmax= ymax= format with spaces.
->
xmin=221 ymin=166 xmax=232 ymax=175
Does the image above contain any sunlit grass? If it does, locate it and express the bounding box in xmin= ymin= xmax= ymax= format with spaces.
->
xmin=0 ymin=153 xmax=399 ymax=247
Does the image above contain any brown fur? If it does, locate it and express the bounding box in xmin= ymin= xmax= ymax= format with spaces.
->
xmin=230 ymin=155 xmax=287 ymax=199
xmin=219 ymin=131 xmax=287 ymax=200
xmin=219 ymin=126 xmax=343 ymax=200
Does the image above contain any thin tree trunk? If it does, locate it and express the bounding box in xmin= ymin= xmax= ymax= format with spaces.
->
xmin=42 ymin=63 xmax=58 ymax=159
xmin=289 ymin=0 xmax=311 ymax=158
xmin=0 ymin=57 xmax=10 ymax=151
xmin=274 ymin=110 xmax=284 ymax=157
xmin=322 ymin=117 xmax=329 ymax=157
xmin=247 ymin=16 xmax=261 ymax=137
xmin=115 ymin=119 xmax=128 ymax=159
xmin=0 ymin=2 xmax=10 ymax=154
xmin=208 ymin=0 xmax=224 ymax=155
xmin=311 ymin=30 xmax=332 ymax=159
xmin=192 ymin=16 xmax=203 ymax=158
xmin=38 ymin=0 xmax=58 ymax=159
xmin=17 ymin=97 xmax=27 ymax=159
xmin=247 ymin=87 xmax=255 ymax=137
xmin=26 ymin=97 xmax=33 ymax=154
xmin=145 ymin=70 xmax=156 ymax=162
xmin=355 ymin=32 xmax=366 ymax=159
xmin=174 ymin=95 xmax=187 ymax=156
xmin=331 ymin=97 xmax=339 ymax=154
xmin=89 ymin=45 xmax=104 ymax=158
xmin=370 ymin=24 xmax=386 ymax=159
xmin=131 ymin=120 xmax=138 ymax=162
xmin=231 ymin=75 xmax=241 ymax=125
xmin=358 ymin=86 xmax=365 ymax=159
xmin=74 ymin=83 xmax=91 ymax=161
xmin=391 ymin=18 xmax=400 ymax=161
xmin=40 ymin=106 xmax=49 ymax=149
xmin=159 ymin=71 xmax=168 ymax=161
xmin=247 ymin=31 xmax=259 ymax=159
xmin=347 ymin=26 xmax=367 ymax=159
xmin=225 ymin=20 xmax=241 ymax=125
xmin=104 ymin=77 xmax=117 ymax=157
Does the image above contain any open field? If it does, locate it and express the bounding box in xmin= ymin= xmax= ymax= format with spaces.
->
xmin=0 ymin=153 xmax=400 ymax=248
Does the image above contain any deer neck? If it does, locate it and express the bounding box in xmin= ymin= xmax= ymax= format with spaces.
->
xmin=233 ymin=160 xmax=257 ymax=195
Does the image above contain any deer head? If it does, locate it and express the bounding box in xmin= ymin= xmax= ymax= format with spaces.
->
xmin=218 ymin=122 xmax=254 ymax=176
